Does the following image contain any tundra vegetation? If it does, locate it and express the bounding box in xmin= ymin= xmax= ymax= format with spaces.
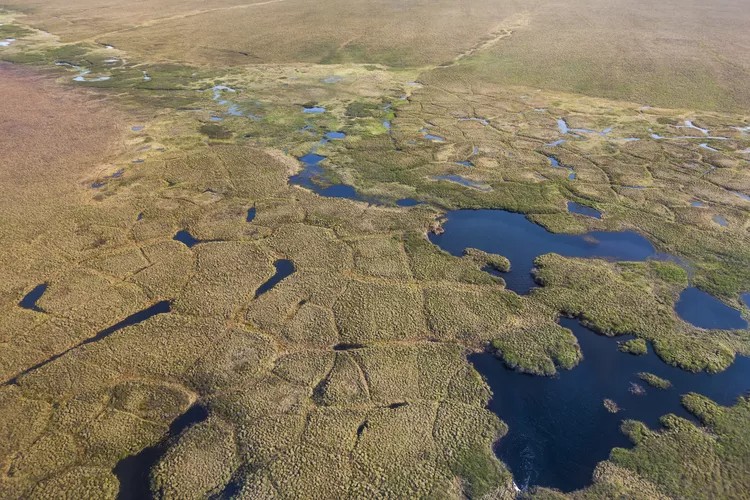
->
xmin=0 ymin=1 xmax=749 ymax=498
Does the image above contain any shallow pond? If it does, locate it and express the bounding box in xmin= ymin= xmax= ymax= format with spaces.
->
xmin=459 ymin=117 xmax=489 ymax=126
xmin=322 ymin=75 xmax=343 ymax=84
xmin=699 ymin=143 xmax=719 ymax=152
xmin=324 ymin=131 xmax=346 ymax=140
xmin=290 ymin=133 xmax=378 ymax=203
xmin=681 ymin=120 xmax=709 ymax=135
xmin=420 ymin=128 xmax=445 ymax=142
xmin=545 ymin=154 xmax=576 ymax=180
xmin=712 ymin=214 xmax=728 ymax=227
xmin=471 ymin=317 xmax=750 ymax=492
xmin=302 ymin=106 xmax=326 ymax=114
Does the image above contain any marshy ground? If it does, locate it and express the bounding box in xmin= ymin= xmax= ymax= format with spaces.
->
xmin=0 ymin=2 xmax=749 ymax=498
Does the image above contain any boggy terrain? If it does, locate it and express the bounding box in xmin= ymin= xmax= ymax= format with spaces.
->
xmin=0 ymin=2 xmax=750 ymax=499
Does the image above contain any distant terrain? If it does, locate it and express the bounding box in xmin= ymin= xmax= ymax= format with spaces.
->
xmin=0 ymin=1 xmax=749 ymax=498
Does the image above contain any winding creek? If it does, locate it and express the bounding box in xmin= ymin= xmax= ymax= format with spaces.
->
xmin=5 ymin=301 xmax=171 ymax=386
xmin=289 ymin=130 xmax=378 ymax=202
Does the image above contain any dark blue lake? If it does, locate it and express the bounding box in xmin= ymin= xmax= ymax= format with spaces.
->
xmin=428 ymin=210 xmax=657 ymax=295
xmin=471 ymin=317 xmax=750 ymax=492
xmin=675 ymin=287 xmax=747 ymax=330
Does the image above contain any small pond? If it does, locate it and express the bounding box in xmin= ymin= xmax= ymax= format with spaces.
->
xmin=567 ymin=201 xmax=602 ymax=219
xmin=173 ymin=230 xmax=199 ymax=248
xmin=290 ymin=151 xmax=366 ymax=202
xmin=19 ymin=283 xmax=47 ymax=312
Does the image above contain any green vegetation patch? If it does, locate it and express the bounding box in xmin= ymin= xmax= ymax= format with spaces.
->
xmin=607 ymin=396 xmax=750 ymax=498
xmin=637 ymin=372 xmax=672 ymax=389
xmin=463 ymin=247 xmax=511 ymax=273
xmin=199 ymin=123 xmax=232 ymax=140
xmin=346 ymin=101 xmax=384 ymax=118
xmin=618 ymin=338 xmax=647 ymax=355
xmin=532 ymin=255 xmax=747 ymax=373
